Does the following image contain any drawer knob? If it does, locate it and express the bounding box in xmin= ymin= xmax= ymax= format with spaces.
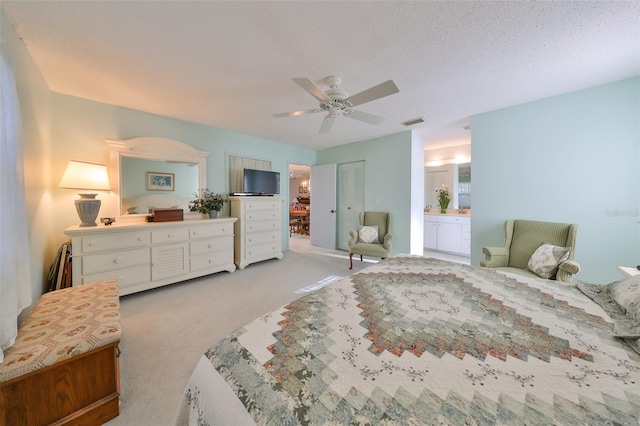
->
xmin=114 ymin=257 xmax=122 ymax=264
xmin=88 ymin=242 xmax=95 ymax=247
xmin=208 ymin=244 xmax=213 ymax=248
xmin=138 ymin=237 xmax=144 ymax=241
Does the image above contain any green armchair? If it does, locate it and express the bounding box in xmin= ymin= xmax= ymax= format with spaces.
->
xmin=348 ymin=212 xmax=392 ymax=269
xmin=480 ymin=219 xmax=580 ymax=282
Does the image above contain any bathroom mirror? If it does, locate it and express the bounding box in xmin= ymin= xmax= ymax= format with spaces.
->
xmin=107 ymin=137 xmax=208 ymax=219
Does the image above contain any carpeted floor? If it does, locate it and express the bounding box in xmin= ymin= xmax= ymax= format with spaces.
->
xmin=106 ymin=236 xmax=371 ymax=425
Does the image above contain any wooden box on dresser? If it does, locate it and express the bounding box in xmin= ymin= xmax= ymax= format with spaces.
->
xmin=64 ymin=218 xmax=237 ymax=296
xmin=230 ymin=196 xmax=284 ymax=269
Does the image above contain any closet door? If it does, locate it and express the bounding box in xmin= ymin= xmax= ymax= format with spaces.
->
xmin=310 ymin=164 xmax=337 ymax=249
xmin=337 ymin=161 xmax=365 ymax=251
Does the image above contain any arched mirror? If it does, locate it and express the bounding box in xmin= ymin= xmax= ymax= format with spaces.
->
xmin=107 ymin=137 xmax=208 ymax=220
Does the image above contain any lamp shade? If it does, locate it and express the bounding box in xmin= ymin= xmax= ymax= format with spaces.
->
xmin=59 ymin=160 xmax=110 ymax=191
xmin=60 ymin=161 xmax=110 ymax=227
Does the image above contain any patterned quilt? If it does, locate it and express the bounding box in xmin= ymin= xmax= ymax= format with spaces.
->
xmin=175 ymin=256 xmax=640 ymax=425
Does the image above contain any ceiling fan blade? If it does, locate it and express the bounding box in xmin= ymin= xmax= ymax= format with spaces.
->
xmin=272 ymin=109 xmax=321 ymax=118
xmin=345 ymin=80 xmax=399 ymax=107
xmin=319 ymin=115 xmax=335 ymax=133
xmin=345 ymin=109 xmax=384 ymax=125
xmin=292 ymin=77 xmax=331 ymax=102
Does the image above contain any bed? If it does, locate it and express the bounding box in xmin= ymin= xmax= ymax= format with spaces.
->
xmin=175 ymin=255 xmax=640 ymax=425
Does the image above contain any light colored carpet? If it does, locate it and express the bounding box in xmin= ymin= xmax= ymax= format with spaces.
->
xmin=106 ymin=236 xmax=372 ymax=426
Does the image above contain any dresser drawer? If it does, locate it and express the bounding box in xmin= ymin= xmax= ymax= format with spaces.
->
xmin=190 ymin=237 xmax=233 ymax=257
xmin=245 ymin=219 xmax=279 ymax=233
xmin=82 ymin=232 xmax=150 ymax=253
xmin=82 ymin=265 xmax=150 ymax=288
xmin=245 ymin=242 xmax=281 ymax=260
xmin=190 ymin=251 xmax=233 ymax=272
xmin=246 ymin=231 xmax=278 ymax=247
xmin=151 ymin=228 xmax=189 ymax=244
xmin=189 ymin=224 xmax=233 ymax=240
xmin=437 ymin=215 xmax=470 ymax=225
xmin=245 ymin=200 xmax=280 ymax=211
xmin=245 ymin=209 xmax=279 ymax=222
xmin=83 ymin=248 xmax=149 ymax=275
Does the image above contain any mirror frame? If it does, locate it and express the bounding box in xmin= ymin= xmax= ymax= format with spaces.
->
xmin=106 ymin=137 xmax=209 ymax=220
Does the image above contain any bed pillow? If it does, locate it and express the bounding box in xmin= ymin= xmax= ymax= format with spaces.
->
xmin=609 ymin=275 xmax=640 ymax=324
xmin=527 ymin=243 xmax=571 ymax=279
xmin=127 ymin=206 xmax=150 ymax=214
xmin=358 ymin=225 xmax=379 ymax=244
xmin=577 ymin=281 xmax=640 ymax=355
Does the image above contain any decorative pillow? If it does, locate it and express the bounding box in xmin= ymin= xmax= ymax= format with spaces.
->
xmin=358 ymin=225 xmax=379 ymax=244
xmin=527 ymin=243 xmax=571 ymax=279
xmin=609 ymin=275 xmax=640 ymax=325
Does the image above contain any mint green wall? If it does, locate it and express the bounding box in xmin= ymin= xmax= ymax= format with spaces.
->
xmin=317 ymin=131 xmax=415 ymax=254
xmin=471 ymin=77 xmax=640 ymax=283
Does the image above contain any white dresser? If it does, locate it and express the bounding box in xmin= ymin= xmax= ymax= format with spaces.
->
xmin=230 ymin=196 xmax=284 ymax=269
xmin=64 ymin=218 xmax=237 ymax=296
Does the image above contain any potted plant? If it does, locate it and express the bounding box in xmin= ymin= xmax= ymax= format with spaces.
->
xmin=189 ymin=189 xmax=228 ymax=218
xmin=436 ymin=184 xmax=451 ymax=214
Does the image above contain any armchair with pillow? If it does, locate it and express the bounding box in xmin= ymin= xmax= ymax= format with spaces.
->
xmin=348 ymin=212 xmax=392 ymax=269
xmin=480 ymin=219 xmax=580 ymax=282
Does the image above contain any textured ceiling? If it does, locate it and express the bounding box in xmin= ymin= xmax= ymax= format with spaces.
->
xmin=3 ymin=1 xmax=639 ymax=150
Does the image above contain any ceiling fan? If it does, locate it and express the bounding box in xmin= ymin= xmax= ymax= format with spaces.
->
xmin=273 ymin=75 xmax=399 ymax=133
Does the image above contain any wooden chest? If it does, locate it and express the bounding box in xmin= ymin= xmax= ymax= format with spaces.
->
xmin=152 ymin=208 xmax=184 ymax=222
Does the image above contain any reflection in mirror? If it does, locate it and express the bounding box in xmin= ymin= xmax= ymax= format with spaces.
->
xmin=457 ymin=163 xmax=471 ymax=209
xmin=106 ymin=137 xmax=208 ymax=220
xmin=424 ymin=162 xmax=471 ymax=210
xmin=120 ymin=157 xmax=198 ymax=215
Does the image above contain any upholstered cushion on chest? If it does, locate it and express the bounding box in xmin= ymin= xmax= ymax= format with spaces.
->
xmin=0 ymin=280 xmax=121 ymax=383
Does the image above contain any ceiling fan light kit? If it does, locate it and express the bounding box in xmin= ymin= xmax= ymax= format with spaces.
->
xmin=273 ymin=75 xmax=399 ymax=133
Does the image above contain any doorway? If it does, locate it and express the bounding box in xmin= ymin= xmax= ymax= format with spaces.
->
xmin=289 ymin=164 xmax=311 ymax=242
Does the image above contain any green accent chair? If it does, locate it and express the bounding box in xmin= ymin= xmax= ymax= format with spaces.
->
xmin=348 ymin=212 xmax=393 ymax=270
xmin=480 ymin=219 xmax=580 ymax=282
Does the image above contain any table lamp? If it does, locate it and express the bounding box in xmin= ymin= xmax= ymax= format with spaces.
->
xmin=59 ymin=160 xmax=111 ymax=227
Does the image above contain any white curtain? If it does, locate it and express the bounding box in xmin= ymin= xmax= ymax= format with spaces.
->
xmin=229 ymin=155 xmax=271 ymax=193
xmin=0 ymin=53 xmax=32 ymax=363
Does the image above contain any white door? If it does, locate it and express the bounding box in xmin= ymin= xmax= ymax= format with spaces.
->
xmin=337 ymin=161 xmax=365 ymax=251
xmin=310 ymin=164 xmax=337 ymax=249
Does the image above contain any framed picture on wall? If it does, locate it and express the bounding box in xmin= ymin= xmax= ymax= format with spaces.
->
xmin=147 ymin=172 xmax=174 ymax=191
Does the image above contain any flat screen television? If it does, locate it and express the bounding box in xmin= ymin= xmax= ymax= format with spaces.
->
xmin=243 ymin=168 xmax=280 ymax=195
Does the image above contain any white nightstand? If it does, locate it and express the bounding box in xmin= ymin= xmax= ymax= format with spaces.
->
xmin=617 ymin=266 xmax=640 ymax=278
